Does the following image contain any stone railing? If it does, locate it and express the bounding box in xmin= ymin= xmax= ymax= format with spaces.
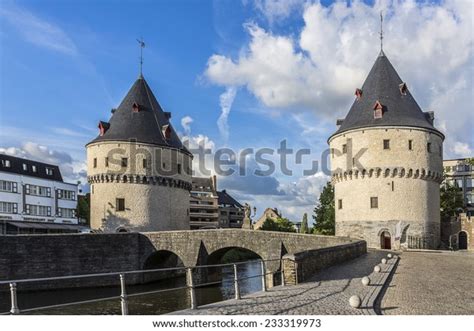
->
xmin=282 ymin=240 xmax=367 ymax=285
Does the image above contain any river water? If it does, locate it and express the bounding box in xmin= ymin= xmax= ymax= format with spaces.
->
xmin=0 ymin=260 xmax=263 ymax=315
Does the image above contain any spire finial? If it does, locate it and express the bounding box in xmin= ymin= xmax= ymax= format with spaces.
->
xmin=137 ymin=37 xmax=145 ymax=77
xmin=379 ymin=11 xmax=384 ymax=52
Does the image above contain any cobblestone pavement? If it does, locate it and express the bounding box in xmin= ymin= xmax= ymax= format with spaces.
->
xmin=380 ymin=250 xmax=474 ymax=315
xmin=173 ymin=250 xmax=389 ymax=315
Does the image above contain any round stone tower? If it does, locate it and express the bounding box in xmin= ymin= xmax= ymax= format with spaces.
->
xmin=328 ymin=51 xmax=444 ymax=250
xmin=86 ymin=75 xmax=192 ymax=232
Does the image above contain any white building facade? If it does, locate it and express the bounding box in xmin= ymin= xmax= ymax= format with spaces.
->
xmin=0 ymin=154 xmax=80 ymax=234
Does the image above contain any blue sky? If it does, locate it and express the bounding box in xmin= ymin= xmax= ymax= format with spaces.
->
xmin=1 ymin=0 xmax=472 ymax=222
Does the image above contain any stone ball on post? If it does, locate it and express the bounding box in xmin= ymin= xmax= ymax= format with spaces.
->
xmin=361 ymin=276 xmax=370 ymax=286
xmin=387 ymin=253 xmax=393 ymax=259
xmin=349 ymin=295 xmax=361 ymax=308
xmin=381 ymin=258 xmax=387 ymax=264
xmin=374 ymin=265 xmax=381 ymax=273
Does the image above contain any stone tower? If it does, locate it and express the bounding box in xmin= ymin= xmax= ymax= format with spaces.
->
xmin=328 ymin=51 xmax=444 ymax=249
xmin=86 ymin=75 xmax=192 ymax=232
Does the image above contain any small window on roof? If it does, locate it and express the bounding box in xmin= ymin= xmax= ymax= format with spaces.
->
xmin=373 ymin=100 xmax=383 ymax=119
xmin=46 ymin=167 xmax=53 ymax=176
xmin=32 ymin=165 xmax=37 ymax=173
xmin=132 ymin=102 xmax=140 ymax=112
xmin=355 ymin=88 xmax=363 ymax=100
xmin=1 ymin=160 xmax=11 ymax=168
xmin=22 ymin=163 xmax=27 ymax=171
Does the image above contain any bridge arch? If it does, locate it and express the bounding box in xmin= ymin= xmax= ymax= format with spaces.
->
xmin=206 ymin=246 xmax=262 ymax=265
xmin=142 ymin=249 xmax=186 ymax=283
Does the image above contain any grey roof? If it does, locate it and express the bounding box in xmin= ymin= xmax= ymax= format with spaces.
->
xmin=0 ymin=154 xmax=64 ymax=182
xmin=329 ymin=51 xmax=444 ymax=141
xmin=87 ymin=75 xmax=190 ymax=154
xmin=217 ymin=190 xmax=243 ymax=208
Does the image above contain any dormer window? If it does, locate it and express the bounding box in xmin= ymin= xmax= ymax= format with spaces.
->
xmin=355 ymin=88 xmax=363 ymax=100
xmin=399 ymin=82 xmax=408 ymax=95
xmin=98 ymin=121 xmax=110 ymax=136
xmin=132 ymin=102 xmax=140 ymax=112
xmin=46 ymin=167 xmax=54 ymax=176
xmin=373 ymin=100 xmax=383 ymax=119
xmin=1 ymin=160 xmax=11 ymax=168
xmin=162 ymin=124 xmax=171 ymax=140
xmin=22 ymin=163 xmax=27 ymax=171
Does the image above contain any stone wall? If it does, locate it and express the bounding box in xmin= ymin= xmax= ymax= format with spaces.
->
xmin=441 ymin=213 xmax=473 ymax=250
xmin=87 ymin=141 xmax=192 ymax=232
xmin=0 ymin=230 xmax=366 ymax=291
xmin=282 ymin=241 xmax=367 ymax=285
xmin=329 ymin=126 xmax=443 ymax=249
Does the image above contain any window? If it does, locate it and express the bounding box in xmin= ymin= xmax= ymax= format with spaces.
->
xmin=342 ymin=144 xmax=347 ymax=154
xmin=58 ymin=208 xmax=76 ymax=218
xmin=32 ymin=165 xmax=37 ymax=173
xmin=427 ymin=142 xmax=432 ymax=153
xmin=408 ymin=140 xmax=413 ymax=150
xmin=143 ymin=158 xmax=147 ymax=169
xmin=93 ymin=158 xmax=97 ymax=168
xmin=58 ymin=189 xmax=76 ymax=200
xmin=46 ymin=167 xmax=54 ymax=176
xmin=121 ymin=158 xmax=128 ymax=167
xmin=370 ymin=197 xmax=378 ymax=209
xmin=1 ymin=159 xmax=11 ymax=168
xmin=338 ymin=199 xmax=343 ymax=210
xmin=178 ymin=164 xmax=182 ymax=174
xmin=455 ymin=178 xmax=463 ymax=189
xmin=456 ymin=165 xmax=464 ymax=172
xmin=391 ymin=181 xmax=394 ymax=191
xmin=466 ymin=178 xmax=473 ymax=190
xmin=25 ymin=204 xmax=51 ymax=216
xmin=116 ymin=198 xmax=125 ymax=211
xmin=0 ymin=180 xmax=18 ymax=193
xmin=0 ymin=202 xmax=17 ymax=214
xmin=26 ymin=185 xmax=51 ymax=197
xmin=105 ymin=157 xmax=109 ymax=167
xmin=383 ymin=140 xmax=390 ymax=150
xmin=22 ymin=163 xmax=27 ymax=171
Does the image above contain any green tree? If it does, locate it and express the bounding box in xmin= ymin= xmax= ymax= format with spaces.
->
xmin=440 ymin=182 xmax=464 ymax=219
xmin=76 ymin=193 xmax=90 ymax=226
xmin=300 ymin=213 xmax=309 ymax=234
xmin=312 ymin=181 xmax=335 ymax=235
xmin=260 ymin=217 xmax=296 ymax=233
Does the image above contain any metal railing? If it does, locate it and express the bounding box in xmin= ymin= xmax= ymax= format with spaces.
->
xmin=0 ymin=258 xmax=288 ymax=315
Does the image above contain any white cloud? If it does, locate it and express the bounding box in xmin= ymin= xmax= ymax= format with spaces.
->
xmin=205 ymin=0 xmax=473 ymax=158
xmin=452 ymin=142 xmax=472 ymax=157
xmin=249 ymin=0 xmax=305 ymax=23
xmin=217 ymin=87 xmax=237 ymax=142
xmin=181 ymin=116 xmax=193 ymax=136
xmin=0 ymin=5 xmax=78 ymax=55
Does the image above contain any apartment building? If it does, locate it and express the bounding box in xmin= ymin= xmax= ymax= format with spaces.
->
xmin=0 ymin=154 xmax=81 ymax=234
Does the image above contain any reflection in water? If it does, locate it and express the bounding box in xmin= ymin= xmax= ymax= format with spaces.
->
xmin=0 ymin=260 xmax=263 ymax=315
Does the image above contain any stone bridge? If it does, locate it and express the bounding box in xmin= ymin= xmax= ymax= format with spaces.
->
xmin=0 ymin=229 xmax=366 ymax=289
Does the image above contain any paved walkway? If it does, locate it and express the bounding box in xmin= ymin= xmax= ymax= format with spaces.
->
xmin=173 ymin=250 xmax=389 ymax=315
xmin=380 ymin=250 xmax=474 ymax=315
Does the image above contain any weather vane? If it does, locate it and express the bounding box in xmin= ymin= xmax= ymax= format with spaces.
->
xmin=137 ymin=37 xmax=145 ymax=76
xmin=379 ymin=11 xmax=384 ymax=51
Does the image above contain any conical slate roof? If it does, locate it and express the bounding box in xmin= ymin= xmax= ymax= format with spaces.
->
xmin=88 ymin=75 xmax=190 ymax=154
xmin=330 ymin=51 xmax=444 ymax=140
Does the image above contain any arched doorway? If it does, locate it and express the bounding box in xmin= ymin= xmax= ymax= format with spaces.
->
xmin=380 ymin=231 xmax=392 ymax=249
xmin=459 ymin=231 xmax=468 ymax=250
